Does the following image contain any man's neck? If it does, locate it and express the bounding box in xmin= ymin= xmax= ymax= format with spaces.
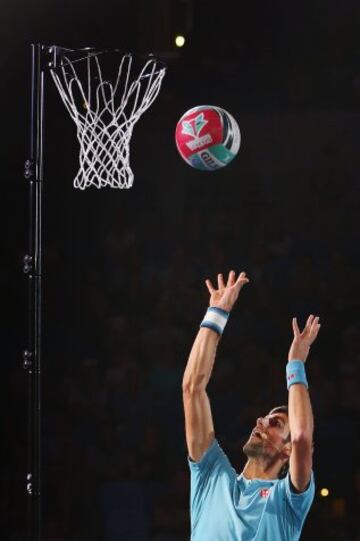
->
xmin=242 ymin=458 xmax=281 ymax=481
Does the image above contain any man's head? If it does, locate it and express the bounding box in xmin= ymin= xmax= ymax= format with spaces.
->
xmin=243 ymin=406 xmax=291 ymax=479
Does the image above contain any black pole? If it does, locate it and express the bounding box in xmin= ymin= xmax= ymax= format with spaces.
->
xmin=23 ymin=43 xmax=44 ymax=541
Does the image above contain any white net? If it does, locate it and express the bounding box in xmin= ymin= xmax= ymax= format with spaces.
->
xmin=51 ymin=52 xmax=166 ymax=189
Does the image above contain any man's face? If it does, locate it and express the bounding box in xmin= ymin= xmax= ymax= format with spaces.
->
xmin=243 ymin=410 xmax=290 ymax=459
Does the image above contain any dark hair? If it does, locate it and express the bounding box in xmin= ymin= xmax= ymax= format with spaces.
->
xmin=269 ymin=405 xmax=290 ymax=479
xmin=269 ymin=404 xmax=288 ymax=417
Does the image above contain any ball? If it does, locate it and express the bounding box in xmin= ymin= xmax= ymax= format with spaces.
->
xmin=175 ymin=105 xmax=241 ymax=170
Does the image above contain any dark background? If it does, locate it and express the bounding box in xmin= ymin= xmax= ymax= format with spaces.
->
xmin=2 ymin=0 xmax=360 ymax=539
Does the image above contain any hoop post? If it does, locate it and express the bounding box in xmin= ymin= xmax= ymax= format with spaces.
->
xmin=24 ymin=42 xmax=45 ymax=541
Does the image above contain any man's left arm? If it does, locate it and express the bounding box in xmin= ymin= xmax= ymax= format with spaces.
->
xmin=287 ymin=315 xmax=321 ymax=492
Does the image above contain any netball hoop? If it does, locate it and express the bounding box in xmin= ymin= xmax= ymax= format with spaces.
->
xmin=50 ymin=47 xmax=166 ymax=189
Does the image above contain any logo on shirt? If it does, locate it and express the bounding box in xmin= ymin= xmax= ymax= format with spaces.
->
xmin=260 ymin=488 xmax=270 ymax=498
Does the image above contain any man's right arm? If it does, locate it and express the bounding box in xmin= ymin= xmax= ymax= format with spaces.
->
xmin=182 ymin=327 xmax=219 ymax=462
xmin=182 ymin=270 xmax=249 ymax=462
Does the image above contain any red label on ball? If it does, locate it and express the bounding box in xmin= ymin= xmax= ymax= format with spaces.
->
xmin=175 ymin=107 xmax=223 ymax=160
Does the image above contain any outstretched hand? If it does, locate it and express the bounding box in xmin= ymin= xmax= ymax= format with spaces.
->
xmin=288 ymin=315 xmax=321 ymax=363
xmin=205 ymin=271 xmax=249 ymax=312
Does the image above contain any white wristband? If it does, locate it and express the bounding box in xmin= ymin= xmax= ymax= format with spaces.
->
xmin=200 ymin=307 xmax=230 ymax=335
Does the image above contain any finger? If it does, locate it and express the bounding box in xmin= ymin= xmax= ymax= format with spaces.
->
xmin=234 ymin=273 xmax=250 ymax=293
xmin=231 ymin=278 xmax=249 ymax=299
xmin=227 ymin=270 xmax=236 ymax=287
xmin=301 ymin=314 xmax=314 ymax=335
xmin=235 ymin=271 xmax=249 ymax=286
xmin=309 ymin=316 xmax=321 ymax=339
xmin=292 ymin=317 xmax=301 ymax=337
xmin=205 ymin=279 xmax=215 ymax=295
xmin=218 ymin=273 xmax=225 ymax=290
xmin=308 ymin=328 xmax=320 ymax=346
xmin=310 ymin=316 xmax=319 ymax=329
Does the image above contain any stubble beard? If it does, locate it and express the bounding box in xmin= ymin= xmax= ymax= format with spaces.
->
xmin=243 ymin=439 xmax=268 ymax=459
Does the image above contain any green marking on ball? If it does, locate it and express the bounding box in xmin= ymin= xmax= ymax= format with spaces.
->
xmin=208 ymin=144 xmax=236 ymax=164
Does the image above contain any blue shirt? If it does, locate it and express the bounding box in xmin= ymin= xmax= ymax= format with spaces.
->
xmin=188 ymin=439 xmax=315 ymax=541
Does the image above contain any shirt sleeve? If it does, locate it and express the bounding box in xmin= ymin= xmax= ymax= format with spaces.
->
xmin=188 ymin=439 xmax=236 ymax=475
xmin=283 ymin=471 xmax=315 ymax=523
xmin=188 ymin=439 xmax=237 ymax=515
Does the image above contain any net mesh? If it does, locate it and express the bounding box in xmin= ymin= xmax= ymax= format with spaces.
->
xmin=51 ymin=52 xmax=166 ymax=189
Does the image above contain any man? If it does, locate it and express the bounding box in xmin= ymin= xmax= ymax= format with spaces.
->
xmin=182 ymin=270 xmax=320 ymax=540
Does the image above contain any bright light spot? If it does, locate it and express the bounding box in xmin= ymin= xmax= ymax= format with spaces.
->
xmin=175 ymin=35 xmax=185 ymax=48
xmin=320 ymin=488 xmax=329 ymax=497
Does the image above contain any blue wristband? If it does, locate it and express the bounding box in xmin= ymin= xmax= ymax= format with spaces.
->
xmin=286 ymin=360 xmax=308 ymax=390
xmin=200 ymin=307 xmax=230 ymax=335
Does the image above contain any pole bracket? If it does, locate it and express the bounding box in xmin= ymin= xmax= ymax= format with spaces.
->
xmin=23 ymin=254 xmax=33 ymax=274
xmin=23 ymin=350 xmax=33 ymax=370
xmin=24 ymin=160 xmax=34 ymax=180
xmin=26 ymin=473 xmax=33 ymax=495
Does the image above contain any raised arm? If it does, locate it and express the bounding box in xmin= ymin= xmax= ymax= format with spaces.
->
xmin=288 ymin=315 xmax=320 ymax=492
xmin=182 ymin=270 xmax=249 ymax=462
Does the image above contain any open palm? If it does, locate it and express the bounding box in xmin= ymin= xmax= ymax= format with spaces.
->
xmin=288 ymin=315 xmax=321 ymax=363
xmin=205 ymin=271 xmax=249 ymax=312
